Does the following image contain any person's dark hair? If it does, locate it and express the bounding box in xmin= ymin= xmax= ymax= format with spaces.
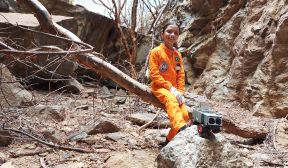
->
xmin=162 ymin=21 xmax=180 ymax=33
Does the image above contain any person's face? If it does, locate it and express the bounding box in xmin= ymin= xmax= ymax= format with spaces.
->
xmin=161 ymin=24 xmax=180 ymax=49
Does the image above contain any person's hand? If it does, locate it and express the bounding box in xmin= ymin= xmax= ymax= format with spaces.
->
xmin=170 ymin=87 xmax=185 ymax=105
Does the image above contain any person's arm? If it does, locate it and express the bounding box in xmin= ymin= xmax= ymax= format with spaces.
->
xmin=149 ymin=49 xmax=173 ymax=90
xmin=176 ymin=53 xmax=185 ymax=93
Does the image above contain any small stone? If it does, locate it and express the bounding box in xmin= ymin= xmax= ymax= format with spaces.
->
xmin=85 ymin=118 xmax=120 ymax=135
xmin=0 ymin=152 xmax=7 ymax=165
xmin=95 ymin=148 xmax=111 ymax=153
xmin=75 ymin=105 xmax=89 ymax=110
xmin=0 ymin=130 xmax=13 ymax=146
xmin=68 ymin=131 xmax=88 ymax=141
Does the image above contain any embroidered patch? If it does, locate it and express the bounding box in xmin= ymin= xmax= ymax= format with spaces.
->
xmin=159 ymin=61 xmax=168 ymax=72
xmin=175 ymin=57 xmax=180 ymax=62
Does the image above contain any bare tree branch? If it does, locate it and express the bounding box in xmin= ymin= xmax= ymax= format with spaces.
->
xmin=141 ymin=0 xmax=156 ymax=19
xmin=0 ymin=26 xmax=93 ymax=56
xmin=91 ymin=0 xmax=138 ymax=78
xmin=131 ymin=0 xmax=138 ymax=32
xmin=96 ymin=0 xmax=114 ymax=14
xmin=4 ymin=127 xmax=94 ymax=153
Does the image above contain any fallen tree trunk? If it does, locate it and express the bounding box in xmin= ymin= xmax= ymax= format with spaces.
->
xmin=222 ymin=116 xmax=267 ymax=139
xmin=74 ymin=53 xmax=163 ymax=108
xmin=9 ymin=0 xmax=268 ymax=139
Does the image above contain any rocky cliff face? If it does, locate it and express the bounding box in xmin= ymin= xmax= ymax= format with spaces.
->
xmin=162 ymin=0 xmax=288 ymax=118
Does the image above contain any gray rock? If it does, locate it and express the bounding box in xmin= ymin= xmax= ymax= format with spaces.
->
xmin=62 ymin=78 xmax=84 ymax=94
xmin=0 ymin=130 xmax=13 ymax=146
xmin=126 ymin=113 xmax=170 ymax=129
xmin=113 ymin=89 xmax=127 ymax=104
xmin=105 ymin=132 xmax=130 ymax=145
xmin=68 ymin=131 xmax=88 ymax=142
xmin=99 ymin=86 xmax=112 ymax=96
xmin=41 ymin=127 xmax=61 ymax=144
xmin=27 ymin=104 xmax=66 ymax=122
xmin=157 ymin=126 xmax=252 ymax=168
xmin=274 ymin=120 xmax=288 ymax=150
xmin=0 ymin=152 xmax=7 ymax=165
xmin=85 ymin=118 xmax=120 ymax=135
xmin=144 ymin=129 xmax=169 ymax=144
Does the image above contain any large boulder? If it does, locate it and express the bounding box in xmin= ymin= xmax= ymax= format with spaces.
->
xmin=0 ymin=12 xmax=83 ymax=93
xmin=161 ymin=0 xmax=288 ymax=118
xmin=157 ymin=126 xmax=252 ymax=168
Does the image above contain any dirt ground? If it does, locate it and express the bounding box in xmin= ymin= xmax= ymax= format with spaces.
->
xmin=1 ymin=85 xmax=161 ymax=168
xmin=0 ymin=84 xmax=287 ymax=168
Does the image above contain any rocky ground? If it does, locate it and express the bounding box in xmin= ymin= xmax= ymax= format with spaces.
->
xmin=0 ymin=83 xmax=287 ymax=168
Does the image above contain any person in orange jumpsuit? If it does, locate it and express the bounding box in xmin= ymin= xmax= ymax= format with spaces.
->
xmin=149 ymin=21 xmax=190 ymax=144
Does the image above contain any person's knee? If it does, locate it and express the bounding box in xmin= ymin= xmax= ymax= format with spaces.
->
xmin=182 ymin=110 xmax=189 ymax=121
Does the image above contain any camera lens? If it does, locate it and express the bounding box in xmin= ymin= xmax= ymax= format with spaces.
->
xmin=208 ymin=118 xmax=215 ymax=124
xmin=216 ymin=118 xmax=222 ymax=125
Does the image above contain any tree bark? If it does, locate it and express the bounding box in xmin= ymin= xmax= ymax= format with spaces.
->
xmin=74 ymin=53 xmax=163 ymax=108
xmin=13 ymin=0 xmax=268 ymax=139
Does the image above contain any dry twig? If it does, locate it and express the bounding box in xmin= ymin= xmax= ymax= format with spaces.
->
xmin=4 ymin=127 xmax=94 ymax=153
xmin=138 ymin=108 xmax=161 ymax=132
xmin=10 ymin=149 xmax=53 ymax=158
xmin=39 ymin=157 xmax=49 ymax=168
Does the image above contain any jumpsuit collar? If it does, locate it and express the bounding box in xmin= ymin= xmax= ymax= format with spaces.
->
xmin=160 ymin=43 xmax=176 ymax=55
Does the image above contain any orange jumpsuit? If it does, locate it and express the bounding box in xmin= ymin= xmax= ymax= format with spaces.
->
xmin=149 ymin=43 xmax=189 ymax=141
